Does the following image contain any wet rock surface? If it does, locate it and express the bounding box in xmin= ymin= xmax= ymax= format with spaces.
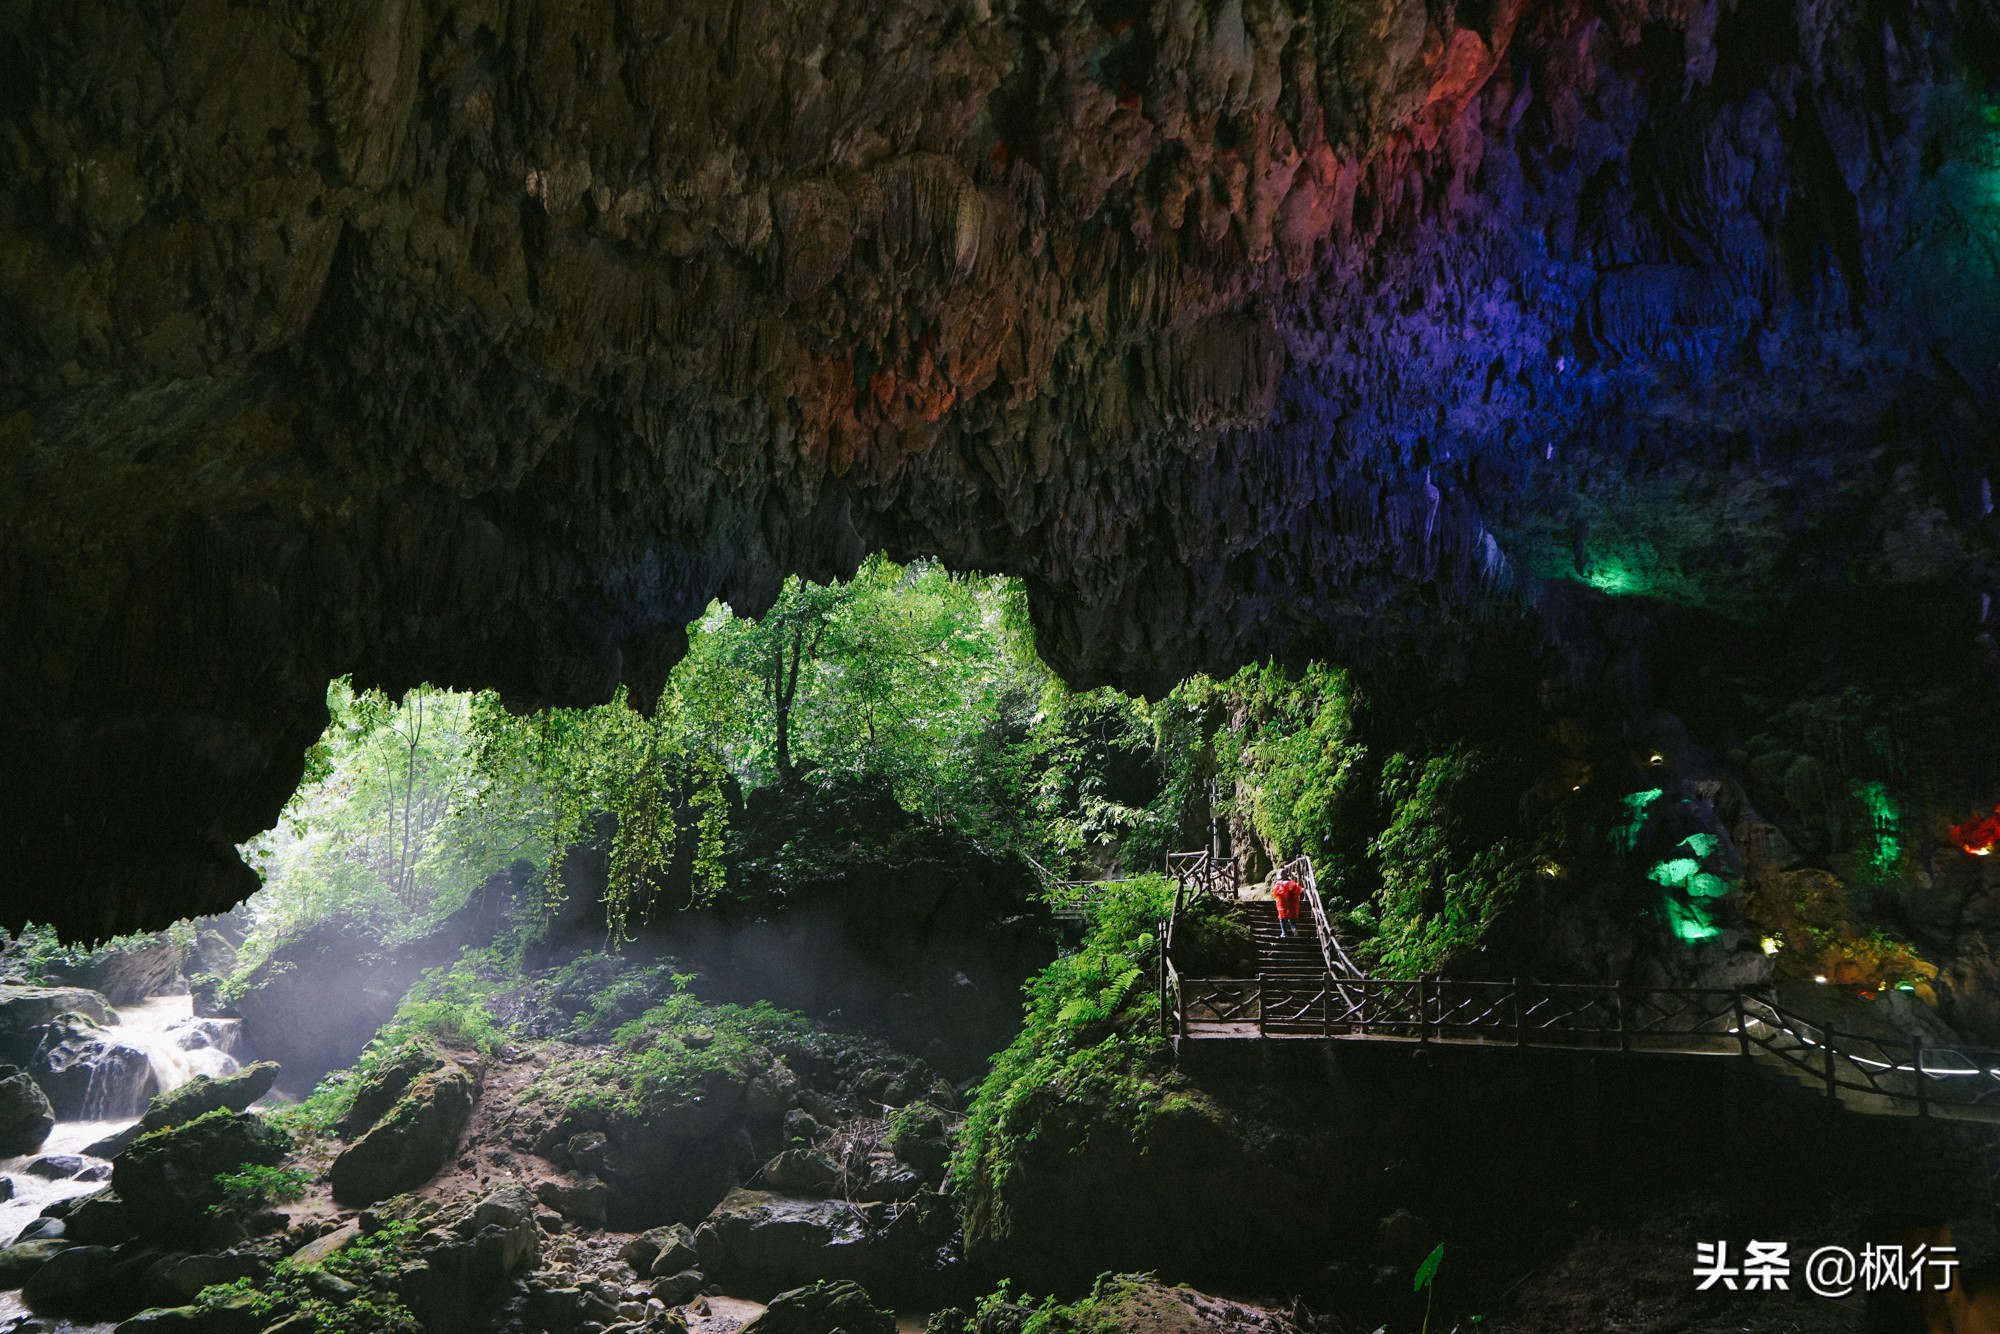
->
xmin=0 ymin=1069 xmax=53 ymax=1158
xmin=28 ymin=1014 xmax=160 ymax=1121
xmin=691 ymin=1189 xmax=928 ymax=1297
xmin=110 ymin=1060 xmax=280 ymax=1152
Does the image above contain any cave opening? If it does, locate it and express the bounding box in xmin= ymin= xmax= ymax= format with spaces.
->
xmin=13 ymin=0 xmax=2000 ymax=1327
xmin=2 ymin=552 xmax=1997 ymax=1333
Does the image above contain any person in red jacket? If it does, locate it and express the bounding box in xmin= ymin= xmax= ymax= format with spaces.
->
xmin=1272 ymin=876 xmax=1303 ymax=937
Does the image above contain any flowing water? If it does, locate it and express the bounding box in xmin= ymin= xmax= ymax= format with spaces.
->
xmin=0 ymin=992 xmax=242 ymax=1334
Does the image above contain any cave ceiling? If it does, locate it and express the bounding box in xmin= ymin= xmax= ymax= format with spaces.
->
xmin=4 ymin=0 xmax=2000 ymax=936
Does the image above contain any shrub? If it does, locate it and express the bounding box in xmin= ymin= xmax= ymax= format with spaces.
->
xmin=953 ymin=876 xmax=1182 ymax=1199
xmin=195 ymin=1220 xmax=423 ymax=1334
xmin=211 ymin=1163 xmax=312 ymax=1214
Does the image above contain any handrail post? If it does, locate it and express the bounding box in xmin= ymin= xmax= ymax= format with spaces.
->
xmin=1513 ymin=978 xmax=1524 ymax=1048
xmin=1914 ymin=1035 xmax=1929 ymax=1118
xmin=1417 ymin=976 xmax=1429 ymax=1043
xmin=1324 ymin=971 xmax=1333 ymax=1038
xmin=1823 ymin=1025 xmax=1838 ymax=1100
xmin=1616 ymin=985 xmax=1628 ymax=1053
xmin=1733 ymin=987 xmax=1750 ymax=1057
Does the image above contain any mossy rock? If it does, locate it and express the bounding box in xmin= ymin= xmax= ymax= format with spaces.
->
xmin=329 ymin=1059 xmax=477 ymax=1205
xmin=337 ymin=1042 xmax=445 ymax=1138
xmin=138 ymin=1061 xmax=281 ymax=1135
xmin=113 ymin=1110 xmax=288 ymax=1239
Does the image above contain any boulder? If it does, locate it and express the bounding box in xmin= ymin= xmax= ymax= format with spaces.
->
xmin=24 ymin=1154 xmax=89 ymax=1179
xmin=652 ymin=1268 xmax=706 ymax=1305
xmin=136 ymin=1061 xmax=280 ymax=1135
xmin=760 ymin=1149 xmax=840 ymax=1196
xmin=113 ymin=1111 xmax=288 ymax=1239
xmin=884 ymin=1105 xmax=953 ymax=1174
xmin=48 ymin=936 xmax=181 ymax=1005
xmin=534 ymin=1175 xmax=609 ymax=1223
xmin=0 ymin=986 xmax=113 ymax=1062
xmin=187 ymin=974 xmax=238 ymax=1020
xmin=692 ymin=1189 xmax=922 ymax=1291
xmin=85 ymin=1122 xmax=145 ymax=1158
xmin=29 ymin=1013 xmax=159 ymax=1120
xmin=850 ymin=1156 xmax=923 ymax=1203
xmin=153 ymin=1250 xmax=269 ymax=1303
xmin=327 ymin=1058 xmax=476 ymax=1205
xmin=0 ymin=1238 xmax=72 ymax=1288
xmin=0 ymin=1176 xmax=11 ymax=1202
xmin=287 ymin=1220 xmax=359 ymax=1268
xmin=336 ymin=1043 xmax=446 ymax=1138
xmin=375 ymin=1185 xmax=541 ymax=1334
xmin=0 ymin=1067 xmax=54 ymax=1155
xmin=619 ymin=1222 xmax=696 ymax=1274
xmin=63 ymin=1189 xmax=135 ymax=1244
xmin=12 ymin=1217 xmax=62 ymax=1244
xmin=738 ymin=1280 xmax=895 ymax=1334
xmin=115 ymin=1300 xmax=264 ymax=1334
xmin=21 ymin=1248 xmax=117 ymax=1320
xmin=566 ymin=1128 xmax=608 ymax=1172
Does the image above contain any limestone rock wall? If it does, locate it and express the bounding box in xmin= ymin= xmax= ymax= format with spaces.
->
xmin=3 ymin=0 xmax=1998 ymax=933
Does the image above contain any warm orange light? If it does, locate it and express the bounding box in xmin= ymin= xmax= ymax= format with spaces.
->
xmin=1952 ymin=807 xmax=2000 ymax=856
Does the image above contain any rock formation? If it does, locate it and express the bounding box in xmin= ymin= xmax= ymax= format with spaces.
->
xmin=5 ymin=0 xmax=1999 ymax=936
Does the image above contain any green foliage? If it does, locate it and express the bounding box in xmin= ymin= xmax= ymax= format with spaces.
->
xmin=195 ymin=1220 xmax=424 ymax=1334
xmin=1371 ymin=748 xmax=1533 ymax=975
xmin=242 ymin=683 xmax=504 ymax=953
xmin=2 ymin=925 xmax=174 ymax=984
xmin=677 ymin=556 xmax=1058 ymax=854
xmin=463 ymin=689 xmax=733 ymax=936
xmin=557 ymin=981 xmax=815 ymax=1121
xmin=211 ymin=1162 xmax=312 ymax=1214
xmin=379 ymin=958 xmax=507 ymax=1055
xmin=1416 ymin=1241 xmax=1447 ymax=1334
xmin=963 ymin=1274 xmax=1161 ymax=1334
xmin=954 ymin=876 xmax=1182 ymax=1197
xmin=1226 ymin=663 xmax=1369 ymax=871
xmin=273 ymin=957 xmax=505 ymax=1139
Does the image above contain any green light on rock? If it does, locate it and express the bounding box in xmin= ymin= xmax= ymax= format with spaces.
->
xmin=1680 ymin=832 xmax=1720 ymax=858
xmin=1665 ymin=897 xmax=1721 ymax=943
xmin=1688 ymin=871 xmax=1729 ymax=899
xmin=1855 ymin=781 xmax=1901 ymax=879
xmin=1649 ymin=857 xmax=1701 ymax=889
xmin=1612 ymin=788 xmax=1664 ymax=852
xmin=1581 ymin=560 xmax=1649 ymax=597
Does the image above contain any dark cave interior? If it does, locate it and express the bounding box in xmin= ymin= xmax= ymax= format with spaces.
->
xmin=6 ymin=0 xmax=2000 ymax=1329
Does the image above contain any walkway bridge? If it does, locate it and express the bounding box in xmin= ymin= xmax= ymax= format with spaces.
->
xmin=1155 ymin=850 xmax=2000 ymax=1126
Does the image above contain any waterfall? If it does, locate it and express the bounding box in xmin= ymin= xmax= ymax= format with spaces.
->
xmin=0 ymin=992 xmax=245 ymax=1256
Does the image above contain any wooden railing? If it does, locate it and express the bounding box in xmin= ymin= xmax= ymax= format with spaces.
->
xmin=1276 ymin=855 xmax=1365 ymax=981
xmin=1736 ymin=993 xmax=2000 ymax=1117
xmin=1166 ymin=974 xmax=2000 ymax=1119
xmin=1167 ymin=851 xmax=1239 ymax=906
xmin=1023 ymin=852 xmax=1108 ymax=923
xmin=1164 ymin=850 xmax=1239 ymax=956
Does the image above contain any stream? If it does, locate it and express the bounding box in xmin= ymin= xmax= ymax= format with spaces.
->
xmin=0 ymin=992 xmax=242 ymax=1334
